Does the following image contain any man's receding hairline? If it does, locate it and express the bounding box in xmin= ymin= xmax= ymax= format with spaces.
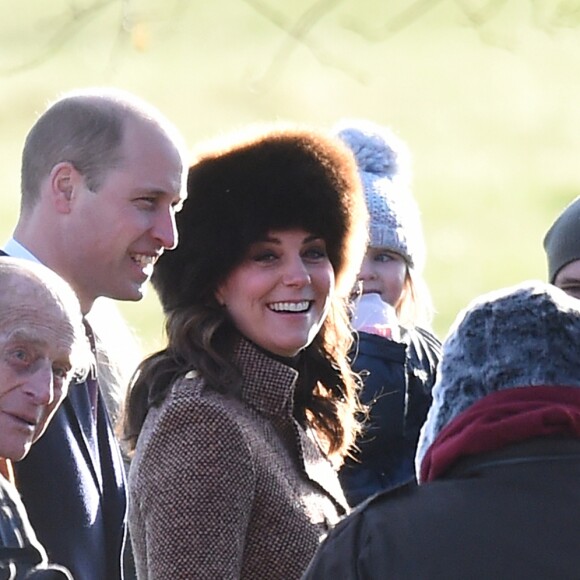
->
xmin=57 ymin=89 xmax=183 ymax=141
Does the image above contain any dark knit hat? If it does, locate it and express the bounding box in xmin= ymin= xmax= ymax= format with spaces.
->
xmin=335 ymin=119 xmax=425 ymax=272
xmin=543 ymin=196 xmax=580 ymax=283
xmin=152 ymin=124 xmax=368 ymax=311
xmin=415 ymin=281 xmax=580 ymax=472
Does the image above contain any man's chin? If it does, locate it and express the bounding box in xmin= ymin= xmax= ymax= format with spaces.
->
xmin=121 ymin=280 xmax=150 ymax=302
xmin=97 ymin=284 xmax=148 ymax=305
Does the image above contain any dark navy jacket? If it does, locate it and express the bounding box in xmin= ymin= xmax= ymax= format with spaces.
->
xmin=14 ymin=379 xmax=127 ymax=580
xmin=1 ymin=248 xmax=127 ymax=580
xmin=0 ymin=473 xmax=73 ymax=579
xmin=339 ymin=327 xmax=441 ymax=506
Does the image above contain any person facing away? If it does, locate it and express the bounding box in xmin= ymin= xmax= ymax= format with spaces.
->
xmin=122 ymin=124 xmax=370 ymax=580
xmin=4 ymin=87 xmax=187 ymax=580
xmin=303 ymin=281 xmax=580 ymax=580
xmin=333 ymin=119 xmax=441 ymax=505
xmin=0 ymin=257 xmax=91 ymax=579
xmin=543 ymin=195 xmax=580 ymax=299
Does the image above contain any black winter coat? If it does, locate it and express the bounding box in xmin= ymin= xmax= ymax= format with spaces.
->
xmin=339 ymin=327 xmax=441 ymax=505
xmin=0 ymin=475 xmax=72 ymax=579
xmin=304 ymin=437 xmax=580 ymax=580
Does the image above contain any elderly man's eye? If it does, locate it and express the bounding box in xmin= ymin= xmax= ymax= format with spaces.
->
xmin=9 ymin=348 xmax=31 ymax=365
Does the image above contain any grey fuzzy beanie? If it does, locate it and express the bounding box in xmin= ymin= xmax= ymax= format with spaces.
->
xmin=335 ymin=119 xmax=426 ymax=272
xmin=415 ymin=281 xmax=580 ymax=479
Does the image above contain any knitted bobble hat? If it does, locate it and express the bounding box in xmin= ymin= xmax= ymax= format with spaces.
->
xmin=335 ymin=119 xmax=426 ymax=272
xmin=415 ymin=281 xmax=580 ymax=475
xmin=543 ymin=195 xmax=580 ymax=283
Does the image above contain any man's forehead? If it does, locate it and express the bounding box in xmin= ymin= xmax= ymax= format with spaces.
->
xmin=2 ymin=324 xmax=63 ymax=343
xmin=0 ymin=303 xmax=74 ymax=343
xmin=0 ymin=325 xmax=74 ymax=359
xmin=0 ymin=296 xmax=60 ymax=323
xmin=0 ymin=275 xmax=54 ymax=307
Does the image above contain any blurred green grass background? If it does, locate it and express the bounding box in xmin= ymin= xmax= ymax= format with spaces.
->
xmin=1 ymin=0 xmax=579 ymax=356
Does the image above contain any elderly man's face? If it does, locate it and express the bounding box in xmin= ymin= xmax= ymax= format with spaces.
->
xmin=0 ymin=290 xmax=78 ymax=461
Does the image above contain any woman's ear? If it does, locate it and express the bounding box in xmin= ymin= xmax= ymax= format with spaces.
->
xmin=49 ymin=162 xmax=81 ymax=214
xmin=214 ymin=288 xmax=226 ymax=307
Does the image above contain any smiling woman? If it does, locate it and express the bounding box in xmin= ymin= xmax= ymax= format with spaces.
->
xmin=215 ymin=229 xmax=335 ymax=358
xmin=122 ymin=123 xmax=369 ymax=580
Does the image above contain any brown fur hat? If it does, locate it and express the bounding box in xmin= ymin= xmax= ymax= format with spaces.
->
xmin=152 ymin=124 xmax=368 ymax=312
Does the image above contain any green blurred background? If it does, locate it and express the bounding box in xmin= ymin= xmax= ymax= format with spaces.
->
xmin=2 ymin=0 xmax=579 ymax=356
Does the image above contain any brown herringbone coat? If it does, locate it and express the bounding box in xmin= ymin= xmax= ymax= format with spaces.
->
xmin=129 ymin=339 xmax=349 ymax=579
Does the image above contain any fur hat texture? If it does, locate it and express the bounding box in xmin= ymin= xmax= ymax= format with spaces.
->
xmin=543 ymin=195 xmax=580 ymax=283
xmin=335 ymin=119 xmax=426 ymax=272
xmin=415 ymin=281 xmax=580 ymax=471
xmin=152 ymin=123 xmax=368 ymax=311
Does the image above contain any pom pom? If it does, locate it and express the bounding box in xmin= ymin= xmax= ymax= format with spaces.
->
xmin=336 ymin=120 xmax=407 ymax=180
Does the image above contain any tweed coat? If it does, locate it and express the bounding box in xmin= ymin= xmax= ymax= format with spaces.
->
xmin=129 ymin=338 xmax=349 ymax=580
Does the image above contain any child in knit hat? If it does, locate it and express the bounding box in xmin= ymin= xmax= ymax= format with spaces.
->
xmin=543 ymin=195 xmax=580 ymax=299
xmin=335 ymin=119 xmax=441 ymax=504
xmin=304 ymin=281 xmax=580 ymax=580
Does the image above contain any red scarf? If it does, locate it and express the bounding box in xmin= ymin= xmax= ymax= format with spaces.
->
xmin=420 ymin=386 xmax=580 ymax=483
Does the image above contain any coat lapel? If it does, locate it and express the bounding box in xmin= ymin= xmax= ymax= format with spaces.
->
xmin=297 ymin=425 xmax=349 ymax=513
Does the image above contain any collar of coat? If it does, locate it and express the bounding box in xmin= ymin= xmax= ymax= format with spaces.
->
xmin=233 ymin=338 xmax=300 ymax=417
xmin=183 ymin=337 xmax=349 ymax=512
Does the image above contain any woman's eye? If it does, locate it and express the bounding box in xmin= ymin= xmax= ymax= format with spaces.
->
xmin=375 ymin=253 xmax=392 ymax=263
xmin=252 ymin=251 xmax=277 ymax=263
xmin=303 ymin=247 xmax=327 ymax=260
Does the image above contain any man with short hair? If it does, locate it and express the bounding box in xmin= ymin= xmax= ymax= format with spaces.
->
xmin=0 ymin=257 xmax=90 ymax=579
xmin=543 ymin=195 xmax=580 ymax=299
xmin=3 ymin=87 xmax=187 ymax=579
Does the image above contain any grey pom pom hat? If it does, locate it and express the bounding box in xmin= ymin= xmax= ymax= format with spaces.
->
xmin=415 ymin=281 xmax=580 ymax=478
xmin=335 ymin=119 xmax=426 ymax=272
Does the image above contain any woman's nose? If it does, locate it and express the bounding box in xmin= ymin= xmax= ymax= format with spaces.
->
xmin=282 ymin=258 xmax=311 ymax=287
